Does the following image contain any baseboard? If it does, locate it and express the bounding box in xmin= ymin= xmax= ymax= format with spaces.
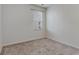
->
xmin=47 ymin=35 xmax=79 ymax=50
xmin=3 ymin=37 xmax=46 ymax=47
xmin=2 ymin=35 xmax=79 ymax=52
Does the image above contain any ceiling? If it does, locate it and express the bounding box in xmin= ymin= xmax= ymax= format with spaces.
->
xmin=35 ymin=4 xmax=51 ymax=8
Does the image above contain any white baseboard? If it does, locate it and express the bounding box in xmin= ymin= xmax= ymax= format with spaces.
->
xmin=3 ymin=37 xmax=46 ymax=47
xmin=47 ymin=35 xmax=79 ymax=49
xmin=2 ymin=34 xmax=79 ymax=52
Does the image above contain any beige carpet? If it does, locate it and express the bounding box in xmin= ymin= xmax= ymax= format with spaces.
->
xmin=1 ymin=38 xmax=79 ymax=55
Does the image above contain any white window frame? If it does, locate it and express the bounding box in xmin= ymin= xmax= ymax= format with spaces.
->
xmin=31 ymin=9 xmax=45 ymax=31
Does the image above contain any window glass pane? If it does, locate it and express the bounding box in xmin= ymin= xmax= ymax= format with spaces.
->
xmin=32 ymin=10 xmax=43 ymax=30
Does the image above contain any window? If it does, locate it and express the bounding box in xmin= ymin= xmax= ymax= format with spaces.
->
xmin=32 ymin=9 xmax=43 ymax=31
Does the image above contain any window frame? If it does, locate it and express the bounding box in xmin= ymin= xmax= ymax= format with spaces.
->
xmin=31 ymin=9 xmax=44 ymax=31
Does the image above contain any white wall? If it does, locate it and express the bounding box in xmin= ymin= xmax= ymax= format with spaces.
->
xmin=3 ymin=4 xmax=46 ymax=45
xmin=47 ymin=5 xmax=79 ymax=48
xmin=0 ymin=5 xmax=2 ymax=52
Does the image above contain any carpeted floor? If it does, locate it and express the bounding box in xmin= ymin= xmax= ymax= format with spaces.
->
xmin=1 ymin=38 xmax=79 ymax=55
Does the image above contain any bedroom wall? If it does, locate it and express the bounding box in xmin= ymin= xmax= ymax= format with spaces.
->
xmin=47 ymin=5 xmax=79 ymax=48
xmin=0 ymin=5 xmax=2 ymax=52
xmin=2 ymin=4 xmax=46 ymax=46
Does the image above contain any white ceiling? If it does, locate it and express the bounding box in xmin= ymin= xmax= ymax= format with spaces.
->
xmin=35 ymin=4 xmax=51 ymax=8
